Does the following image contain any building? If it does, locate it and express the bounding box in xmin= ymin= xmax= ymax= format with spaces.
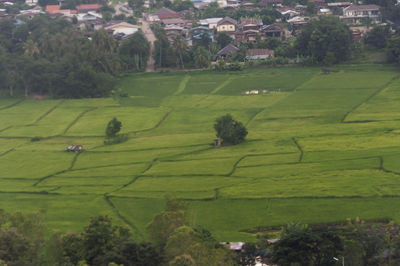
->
xmin=45 ymin=5 xmax=76 ymax=15
xmin=150 ymin=7 xmax=180 ymax=20
xmin=216 ymin=17 xmax=237 ymax=32
xmin=161 ymin=18 xmax=191 ymax=28
xmin=260 ymin=0 xmax=283 ymax=6
xmin=199 ymin=17 xmax=223 ymax=29
xmin=76 ymin=4 xmax=102 ymax=13
xmin=261 ymin=23 xmax=285 ymax=38
xmin=216 ymin=44 xmax=239 ymax=59
xmin=104 ymin=21 xmax=140 ymax=37
xmin=245 ymin=49 xmax=274 ymax=60
xmin=341 ymin=4 xmax=381 ymax=24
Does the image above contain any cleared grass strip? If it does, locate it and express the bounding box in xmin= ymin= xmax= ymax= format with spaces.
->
xmin=30 ymin=100 xmax=64 ymax=126
xmin=63 ymin=107 xmax=97 ymax=135
xmin=210 ymin=77 xmax=233 ymax=94
xmin=173 ymin=75 xmax=191 ymax=95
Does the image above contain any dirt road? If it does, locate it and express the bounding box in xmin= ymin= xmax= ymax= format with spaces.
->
xmin=139 ymin=17 xmax=156 ymax=72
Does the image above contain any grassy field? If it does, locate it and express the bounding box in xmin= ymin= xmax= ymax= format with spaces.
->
xmin=1 ymin=64 xmax=400 ymax=241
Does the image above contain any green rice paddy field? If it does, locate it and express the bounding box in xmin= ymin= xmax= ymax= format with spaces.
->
xmin=1 ymin=64 xmax=400 ymax=241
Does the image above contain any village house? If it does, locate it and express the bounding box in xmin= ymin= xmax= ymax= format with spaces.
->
xmin=104 ymin=21 xmax=140 ymax=38
xmin=277 ymin=7 xmax=300 ymax=19
xmin=45 ymin=5 xmax=76 ymax=16
xmin=164 ymin=25 xmax=185 ymax=42
xmin=199 ymin=17 xmax=223 ymax=29
xmin=25 ymin=0 xmax=37 ymax=6
xmin=287 ymin=16 xmax=310 ymax=33
xmin=261 ymin=23 xmax=285 ymax=38
xmin=245 ymin=49 xmax=274 ymax=60
xmin=76 ymin=4 xmax=102 ymax=13
xmin=216 ymin=44 xmax=239 ymax=59
xmin=260 ymin=0 xmax=283 ymax=7
xmin=148 ymin=7 xmax=180 ymax=22
xmin=216 ymin=17 xmax=237 ymax=32
xmin=327 ymin=1 xmax=351 ymax=8
xmin=18 ymin=7 xmax=43 ymax=19
xmin=161 ymin=18 xmax=192 ymax=28
xmin=341 ymin=4 xmax=381 ymax=24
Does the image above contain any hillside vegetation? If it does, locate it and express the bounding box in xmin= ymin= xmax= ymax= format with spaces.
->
xmin=1 ymin=64 xmax=400 ymax=241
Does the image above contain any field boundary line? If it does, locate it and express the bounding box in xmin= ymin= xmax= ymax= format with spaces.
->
xmin=173 ymin=75 xmax=191 ymax=95
xmin=379 ymin=156 xmax=400 ymax=176
xmin=226 ymin=155 xmax=248 ymax=176
xmin=63 ymin=107 xmax=97 ymax=135
xmin=30 ymin=100 xmax=65 ymax=126
xmin=0 ymin=148 xmax=14 ymax=157
xmin=292 ymin=137 xmax=303 ymax=162
xmin=210 ymin=77 xmax=233 ymax=94
xmin=341 ymin=74 xmax=400 ymax=123
xmin=33 ymin=153 xmax=80 ymax=187
xmin=131 ymin=108 xmax=174 ymax=134
xmin=104 ymin=195 xmax=143 ymax=239
xmin=0 ymin=99 xmax=25 ymax=111
xmin=245 ymin=108 xmax=266 ymax=126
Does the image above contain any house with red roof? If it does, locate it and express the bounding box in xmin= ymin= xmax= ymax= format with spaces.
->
xmin=76 ymin=4 xmax=102 ymax=13
xmin=45 ymin=5 xmax=76 ymax=15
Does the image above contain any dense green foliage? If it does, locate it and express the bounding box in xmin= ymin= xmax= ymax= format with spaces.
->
xmin=214 ymin=114 xmax=248 ymax=145
xmin=295 ymin=16 xmax=352 ymax=64
xmin=106 ymin=118 xmax=122 ymax=138
xmin=0 ymin=16 xmax=149 ymax=98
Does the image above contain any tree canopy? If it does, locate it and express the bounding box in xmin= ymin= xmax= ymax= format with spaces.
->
xmin=295 ymin=16 xmax=352 ymax=64
xmin=214 ymin=114 xmax=248 ymax=145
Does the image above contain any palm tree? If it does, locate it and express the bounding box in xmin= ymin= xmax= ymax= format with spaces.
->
xmin=23 ymin=39 xmax=40 ymax=59
xmin=173 ymin=35 xmax=187 ymax=69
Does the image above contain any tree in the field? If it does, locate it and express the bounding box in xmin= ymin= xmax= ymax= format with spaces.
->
xmin=106 ymin=118 xmax=122 ymax=138
xmin=214 ymin=114 xmax=248 ymax=145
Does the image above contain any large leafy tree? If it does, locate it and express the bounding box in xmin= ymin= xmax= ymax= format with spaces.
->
xmin=295 ymin=16 xmax=352 ymax=64
xmin=214 ymin=114 xmax=248 ymax=145
xmin=271 ymin=224 xmax=343 ymax=266
xmin=119 ymin=31 xmax=150 ymax=70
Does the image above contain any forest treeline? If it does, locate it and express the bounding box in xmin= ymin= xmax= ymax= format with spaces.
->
xmin=0 ymin=15 xmax=149 ymax=98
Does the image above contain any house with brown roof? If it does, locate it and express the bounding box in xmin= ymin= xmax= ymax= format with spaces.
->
xmin=245 ymin=49 xmax=274 ymax=60
xmin=151 ymin=7 xmax=180 ymax=21
xmin=341 ymin=4 xmax=381 ymax=24
xmin=261 ymin=23 xmax=285 ymax=38
xmin=216 ymin=44 xmax=239 ymax=58
xmin=217 ymin=17 xmax=237 ymax=32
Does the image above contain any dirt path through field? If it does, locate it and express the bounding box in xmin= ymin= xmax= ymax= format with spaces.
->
xmin=140 ymin=16 xmax=156 ymax=72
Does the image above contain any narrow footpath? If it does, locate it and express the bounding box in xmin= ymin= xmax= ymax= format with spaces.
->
xmin=140 ymin=16 xmax=156 ymax=72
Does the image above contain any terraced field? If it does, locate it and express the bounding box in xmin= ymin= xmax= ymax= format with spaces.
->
xmin=2 ymin=64 xmax=400 ymax=241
